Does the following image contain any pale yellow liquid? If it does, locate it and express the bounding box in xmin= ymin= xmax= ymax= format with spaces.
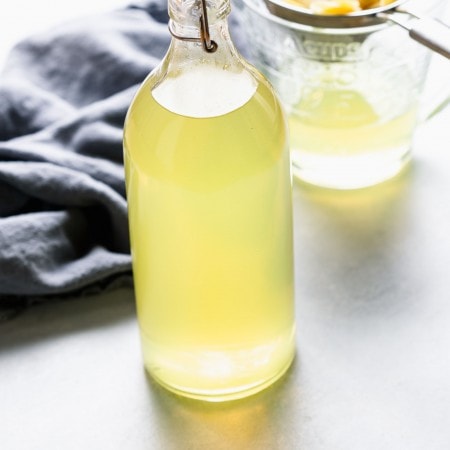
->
xmin=289 ymin=88 xmax=418 ymax=189
xmin=123 ymin=69 xmax=295 ymax=401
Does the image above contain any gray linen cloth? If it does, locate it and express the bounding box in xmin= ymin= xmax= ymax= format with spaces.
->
xmin=0 ymin=0 xmax=247 ymax=314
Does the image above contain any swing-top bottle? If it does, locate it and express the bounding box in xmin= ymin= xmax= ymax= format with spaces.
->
xmin=123 ymin=0 xmax=296 ymax=401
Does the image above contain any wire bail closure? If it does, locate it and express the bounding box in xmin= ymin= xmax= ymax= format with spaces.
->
xmin=169 ymin=0 xmax=218 ymax=53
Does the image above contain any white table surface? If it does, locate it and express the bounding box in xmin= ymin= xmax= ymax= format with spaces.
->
xmin=1 ymin=2 xmax=450 ymax=450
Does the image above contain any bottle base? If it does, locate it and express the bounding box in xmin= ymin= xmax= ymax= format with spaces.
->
xmin=146 ymin=351 xmax=295 ymax=402
xmin=140 ymin=326 xmax=296 ymax=402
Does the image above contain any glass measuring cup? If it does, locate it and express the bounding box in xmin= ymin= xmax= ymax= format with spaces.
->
xmin=237 ymin=0 xmax=449 ymax=189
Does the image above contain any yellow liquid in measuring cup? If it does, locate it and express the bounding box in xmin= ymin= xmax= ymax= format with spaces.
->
xmin=289 ymin=88 xmax=418 ymax=189
xmin=124 ymin=67 xmax=295 ymax=401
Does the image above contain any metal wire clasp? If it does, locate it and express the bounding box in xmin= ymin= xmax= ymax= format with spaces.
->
xmin=168 ymin=0 xmax=218 ymax=53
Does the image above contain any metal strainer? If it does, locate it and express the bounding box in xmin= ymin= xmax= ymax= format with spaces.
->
xmin=263 ymin=0 xmax=450 ymax=58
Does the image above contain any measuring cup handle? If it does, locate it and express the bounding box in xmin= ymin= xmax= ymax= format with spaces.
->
xmin=409 ymin=18 xmax=450 ymax=59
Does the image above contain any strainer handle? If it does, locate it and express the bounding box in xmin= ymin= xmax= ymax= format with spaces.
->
xmin=380 ymin=12 xmax=450 ymax=59
xmin=409 ymin=18 xmax=450 ymax=59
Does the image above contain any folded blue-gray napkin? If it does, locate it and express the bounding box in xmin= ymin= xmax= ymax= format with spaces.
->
xmin=0 ymin=0 xmax=248 ymax=313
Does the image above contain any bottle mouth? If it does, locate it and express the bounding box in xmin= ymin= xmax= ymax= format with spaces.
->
xmin=169 ymin=0 xmax=231 ymax=25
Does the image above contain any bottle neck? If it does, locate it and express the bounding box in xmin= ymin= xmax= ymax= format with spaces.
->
xmin=168 ymin=0 xmax=234 ymax=56
xmin=152 ymin=0 xmax=258 ymax=118
xmin=168 ymin=0 xmax=230 ymax=27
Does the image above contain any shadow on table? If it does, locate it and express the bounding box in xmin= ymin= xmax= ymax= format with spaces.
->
xmin=143 ymin=356 xmax=306 ymax=450
xmin=292 ymin=162 xmax=421 ymax=326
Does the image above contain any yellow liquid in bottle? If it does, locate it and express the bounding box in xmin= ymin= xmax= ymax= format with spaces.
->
xmin=123 ymin=67 xmax=295 ymax=401
xmin=289 ymin=88 xmax=418 ymax=189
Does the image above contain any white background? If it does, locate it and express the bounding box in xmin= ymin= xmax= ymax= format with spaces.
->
xmin=0 ymin=0 xmax=128 ymax=68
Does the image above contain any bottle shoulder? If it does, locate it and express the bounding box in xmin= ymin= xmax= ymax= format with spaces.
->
xmin=128 ymin=59 xmax=283 ymax=120
xmin=123 ymin=59 xmax=289 ymax=190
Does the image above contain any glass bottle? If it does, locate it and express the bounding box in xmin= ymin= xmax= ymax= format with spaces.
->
xmin=123 ymin=0 xmax=296 ymax=401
